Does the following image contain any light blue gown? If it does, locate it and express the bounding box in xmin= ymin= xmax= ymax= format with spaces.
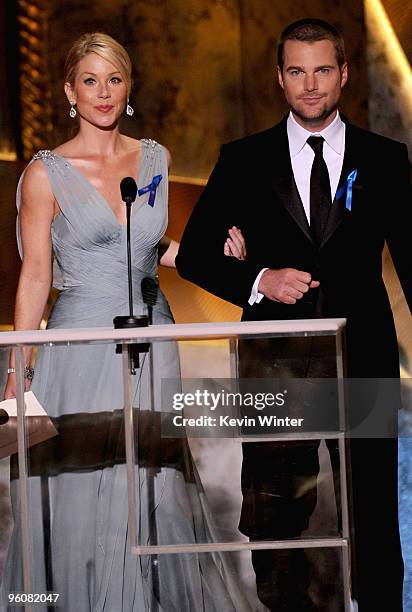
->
xmin=0 ymin=141 xmax=251 ymax=612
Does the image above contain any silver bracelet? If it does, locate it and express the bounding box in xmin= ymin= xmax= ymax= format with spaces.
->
xmin=7 ymin=367 xmax=34 ymax=381
xmin=25 ymin=367 xmax=34 ymax=381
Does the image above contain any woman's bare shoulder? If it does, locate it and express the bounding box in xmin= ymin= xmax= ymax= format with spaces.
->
xmin=52 ymin=138 xmax=79 ymax=160
xmin=21 ymin=159 xmax=54 ymax=206
xmin=23 ymin=157 xmax=50 ymax=183
xmin=121 ymin=134 xmax=144 ymax=153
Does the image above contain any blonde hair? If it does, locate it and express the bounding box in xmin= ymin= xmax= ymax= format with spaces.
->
xmin=64 ymin=32 xmax=132 ymax=97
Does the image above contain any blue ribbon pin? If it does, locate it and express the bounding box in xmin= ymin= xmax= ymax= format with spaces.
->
xmin=336 ymin=169 xmax=358 ymax=212
xmin=138 ymin=174 xmax=162 ymax=207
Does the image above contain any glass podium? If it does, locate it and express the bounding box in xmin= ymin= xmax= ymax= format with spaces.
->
xmin=0 ymin=319 xmax=353 ymax=611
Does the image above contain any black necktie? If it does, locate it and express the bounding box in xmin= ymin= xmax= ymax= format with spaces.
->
xmin=307 ymin=136 xmax=331 ymax=246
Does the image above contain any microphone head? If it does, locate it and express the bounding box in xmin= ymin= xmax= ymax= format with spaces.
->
xmin=120 ymin=177 xmax=138 ymax=204
xmin=141 ymin=276 xmax=159 ymax=307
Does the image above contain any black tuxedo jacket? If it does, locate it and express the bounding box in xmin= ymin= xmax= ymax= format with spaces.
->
xmin=176 ymin=117 xmax=412 ymax=377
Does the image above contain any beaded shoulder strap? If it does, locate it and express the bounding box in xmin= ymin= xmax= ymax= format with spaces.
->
xmin=32 ymin=149 xmax=58 ymax=165
xmin=140 ymin=138 xmax=158 ymax=149
xmin=140 ymin=138 xmax=162 ymax=170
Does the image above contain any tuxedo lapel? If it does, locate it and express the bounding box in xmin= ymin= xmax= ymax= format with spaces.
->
xmin=321 ymin=121 xmax=359 ymax=248
xmin=267 ymin=117 xmax=360 ymax=248
xmin=269 ymin=120 xmax=314 ymax=245
xmin=271 ymin=170 xmax=314 ymax=244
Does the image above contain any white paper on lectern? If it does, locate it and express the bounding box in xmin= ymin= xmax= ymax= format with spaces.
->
xmin=0 ymin=391 xmax=47 ymax=417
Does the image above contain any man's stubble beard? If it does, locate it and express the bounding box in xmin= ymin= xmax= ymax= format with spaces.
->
xmin=291 ymin=101 xmax=338 ymax=128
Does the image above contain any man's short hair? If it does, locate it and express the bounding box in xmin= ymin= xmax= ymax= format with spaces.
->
xmin=277 ymin=18 xmax=346 ymax=70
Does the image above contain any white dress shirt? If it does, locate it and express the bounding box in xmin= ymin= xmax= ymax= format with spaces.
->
xmin=249 ymin=111 xmax=346 ymax=305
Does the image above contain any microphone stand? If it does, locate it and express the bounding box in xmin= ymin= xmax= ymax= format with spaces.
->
xmin=114 ymin=179 xmax=159 ymax=609
xmin=141 ymin=278 xmax=160 ymax=609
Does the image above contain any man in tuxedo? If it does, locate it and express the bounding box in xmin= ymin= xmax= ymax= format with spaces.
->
xmin=176 ymin=18 xmax=411 ymax=611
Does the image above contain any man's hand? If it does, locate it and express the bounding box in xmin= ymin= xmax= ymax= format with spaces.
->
xmin=258 ymin=268 xmax=320 ymax=304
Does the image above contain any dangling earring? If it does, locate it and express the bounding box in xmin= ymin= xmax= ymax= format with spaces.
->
xmin=126 ymin=100 xmax=134 ymax=117
xmin=69 ymin=104 xmax=77 ymax=118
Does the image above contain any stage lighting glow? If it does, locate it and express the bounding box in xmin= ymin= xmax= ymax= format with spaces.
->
xmin=365 ymin=0 xmax=412 ymax=115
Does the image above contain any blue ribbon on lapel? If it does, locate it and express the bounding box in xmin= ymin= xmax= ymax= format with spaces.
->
xmin=336 ymin=169 xmax=358 ymax=211
xmin=138 ymin=174 xmax=162 ymax=207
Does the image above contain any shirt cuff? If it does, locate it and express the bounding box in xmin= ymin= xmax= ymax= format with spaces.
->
xmin=248 ymin=268 xmax=268 ymax=306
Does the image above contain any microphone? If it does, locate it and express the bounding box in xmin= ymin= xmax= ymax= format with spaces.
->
xmin=141 ymin=277 xmax=159 ymax=325
xmin=120 ymin=177 xmax=138 ymax=317
xmin=120 ymin=177 xmax=138 ymax=205
xmin=113 ymin=176 xmax=149 ymax=374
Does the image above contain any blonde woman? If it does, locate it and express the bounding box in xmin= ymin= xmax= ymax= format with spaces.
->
xmin=2 ymin=33 xmax=248 ymax=612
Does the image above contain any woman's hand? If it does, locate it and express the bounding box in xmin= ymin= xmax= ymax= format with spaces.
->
xmin=3 ymin=371 xmax=31 ymax=400
xmin=224 ymin=226 xmax=246 ymax=260
xmin=159 ymin=225 xmax=246 ymax=270
xmin=3 ymin=374 xmax=16 ymax=400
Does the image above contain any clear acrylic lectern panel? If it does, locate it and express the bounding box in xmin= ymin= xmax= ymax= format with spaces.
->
xmin=128 ymin=333 xmax=348 ymax=551
xmin=1 ymin=337 xmax=132 ymax=610
xmin=0 ymin=319 xmax=352 ymax=611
